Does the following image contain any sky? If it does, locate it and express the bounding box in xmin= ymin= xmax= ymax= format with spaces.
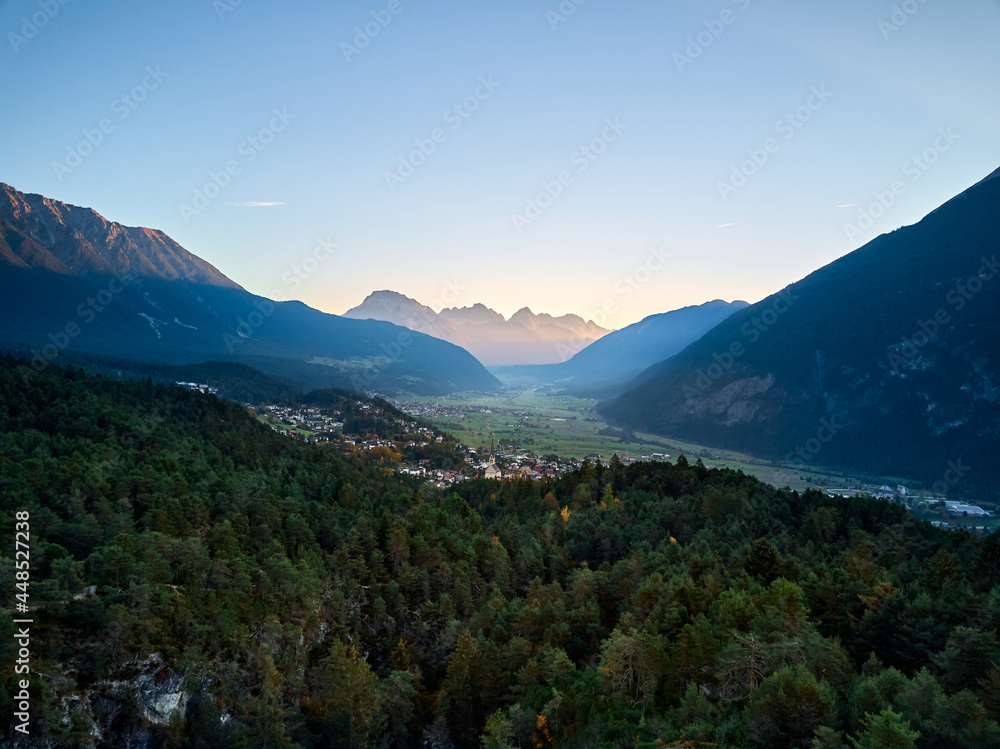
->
xmin=3 ymin=0 xmax=1000 ymax=330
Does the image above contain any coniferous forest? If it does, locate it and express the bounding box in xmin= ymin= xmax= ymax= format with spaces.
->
xmin=3 ymin=355 xmax=1000 ymax=748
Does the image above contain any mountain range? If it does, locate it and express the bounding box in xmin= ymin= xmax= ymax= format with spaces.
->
xmin=0 ymin=183 xmax=237 ymax=287
xmin=6 ymin=167 xmax=1000 ymax=488
xmin=0 ymin=183 xmax=500 ymax=395
xmin=601 ymin=166 xmax=1000 ymax=487
xmin=491 ymin=299 xmax=748 ymax=393
xmin=343 ymin=290 xmax=609 ymax=366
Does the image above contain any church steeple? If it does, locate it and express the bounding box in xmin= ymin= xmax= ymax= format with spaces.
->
xmin=484 ymin=432 xmax=501 ymax=478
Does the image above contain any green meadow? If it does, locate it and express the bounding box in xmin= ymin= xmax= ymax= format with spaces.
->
xmin=400 ymin=389 xmax=880 ymax=493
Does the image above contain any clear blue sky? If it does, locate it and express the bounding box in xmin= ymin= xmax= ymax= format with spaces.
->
xmin=3 ymin=0 xmax=999 ymax=329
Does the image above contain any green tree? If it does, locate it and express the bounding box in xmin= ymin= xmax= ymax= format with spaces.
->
xmin=748 ymin=665 xmax=836 ymax=749
xmin=743 ymin=537 xmax=783 ymax=584
xmin=304 ymin=641 xmax=386 ymax=748
xmin=481 ymin=708 xmax=515 ymax=749
xmin=599 ymin=628 xmax=664 ymax=710
xmin=849 ymin=707 xmax=918 ymax=749
xmin=932 ymin=627 xmax=999 ymax=693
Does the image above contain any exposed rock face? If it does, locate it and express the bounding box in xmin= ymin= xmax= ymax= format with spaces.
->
xmin=690 ymin=374 xmax=777 ymax=426
xmin=134 ymin=670 xmax=189 ymax=725
xmin=0 ymin=183 xmax=240 ymax=288
xmin=31 ymin=654 xmax=194 ymax=749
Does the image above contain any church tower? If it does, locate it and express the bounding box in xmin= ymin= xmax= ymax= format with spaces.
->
xmin=484 ymin=432 xmax=502 ymax=479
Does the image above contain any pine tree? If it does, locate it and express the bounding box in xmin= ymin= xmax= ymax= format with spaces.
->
xmin=849 ymin=707 xmax=919 ymax=749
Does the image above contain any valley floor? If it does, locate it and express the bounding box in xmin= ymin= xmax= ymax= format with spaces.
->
xmin=394 ymin=388 xmax=999 ymax=533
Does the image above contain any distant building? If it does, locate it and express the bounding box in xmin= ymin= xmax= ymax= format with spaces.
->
xmin=948 ymin=503 xmax=990 ymax=517
xmin=484 ymin=433 xmax=502 ymax=479
xmin=484 ymin=454 xmax=502 ymax=480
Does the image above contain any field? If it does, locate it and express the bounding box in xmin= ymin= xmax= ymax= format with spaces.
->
xmin=399 ymin=389 xmax=889 ymax=494
xmin=257 ymin=414 xmax=316 ymax=438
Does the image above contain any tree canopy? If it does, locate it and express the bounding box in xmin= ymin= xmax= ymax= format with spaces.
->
xmin=1 ymin=355 xmax=998 ymax=748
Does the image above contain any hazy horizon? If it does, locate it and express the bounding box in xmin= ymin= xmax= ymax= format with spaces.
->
xmin=4 ymin=0 xmax=1000 ymax=328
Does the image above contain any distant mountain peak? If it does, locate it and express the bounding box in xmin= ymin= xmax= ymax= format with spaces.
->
xmin=0 ymin=182 xmax=240 ymax=288
xmin=358 ymin=289 xmax=434 ymax=312
xmin=344 ymin=290 xmax=461 ymax=344
xmin=345 ymin=291 xmax=611 ymax=365
xmin=439 ymin=303 xmax=507 ymax=326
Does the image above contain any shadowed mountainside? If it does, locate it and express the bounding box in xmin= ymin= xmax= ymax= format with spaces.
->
xmin=601 ymin=167 xmax=1000 ymax=488
xmin=492 ymin=299 xmax=749 ymax=393
xmin=0 ymin=185 xmax=500 ymax=395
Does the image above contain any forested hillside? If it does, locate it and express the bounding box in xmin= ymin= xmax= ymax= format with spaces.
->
xmin=601 ymin=168 xmax=1000 ymax=489
xmin=2 ymin=357 xmax=1000 ymax=748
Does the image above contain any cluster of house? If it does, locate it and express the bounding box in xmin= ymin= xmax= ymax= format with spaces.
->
xmin=471 ymin=447 xmax=584 ymax=481
xmin=389 ymin=400 xmax=473 ymax=421
xmin=393 ymin=443 xmax=588 ymax=485
xmin=923 ymin=501 xmax=993 ymax=531
xmin=251 ymin=400 xmax=478 ymax=484
xmin=254 ymin=404 xmax=344 ymax=441
xmin=397 ymin=465 xmax=469 ymax=488
xmin=827 ymin=483 xmax=994 ymax=531
xmin=175 ymin=381 xmax=219 ymax=395
xmin=825 ymin=483 xmax=905 ymax=500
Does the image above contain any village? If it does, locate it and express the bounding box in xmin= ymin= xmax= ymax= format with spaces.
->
xmin=178 ymin=381 xmax=998 ymax=529
xmin=243 ymin=396 xmax=586 ymax=489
